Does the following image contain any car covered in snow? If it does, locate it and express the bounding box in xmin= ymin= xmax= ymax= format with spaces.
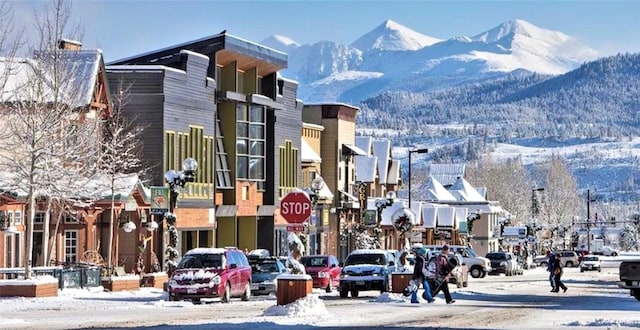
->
xmin=338 ymin=249 xmax=397 ymax=298
xmin=167 ymin=247 xmax=252 ymax=303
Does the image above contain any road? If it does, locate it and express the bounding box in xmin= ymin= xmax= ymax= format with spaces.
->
xmin=3 ymin=265 xmax=640 ymax=330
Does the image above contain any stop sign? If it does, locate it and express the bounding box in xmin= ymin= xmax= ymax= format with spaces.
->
xmin=280 ymin=191 xmax=312 ymax=224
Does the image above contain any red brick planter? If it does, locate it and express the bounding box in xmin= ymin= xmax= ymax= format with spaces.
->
xmin=276 ymin=275 xmax=312 ymax=306
xmin=101 ymin=276 xmax=141 ymax=292
xmin=0 ymin=277 xmax=59 ymax=298
xmin=141 ymin=272 xmax=168 ymax=289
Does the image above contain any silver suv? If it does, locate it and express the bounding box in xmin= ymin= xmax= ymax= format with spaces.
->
xmin=536 ymin=251 xmax=579 ymax=268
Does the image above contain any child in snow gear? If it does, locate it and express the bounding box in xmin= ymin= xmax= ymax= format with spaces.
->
xmin=410 ymin=247 xmax=434 ymax=303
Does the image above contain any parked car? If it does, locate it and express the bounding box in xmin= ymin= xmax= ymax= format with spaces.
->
xmin=425 ymin=250 xmax=469 ymax=288
xmin=299 ymin=255 xmax=341 ymax=292
xmin=167 ymin=247 xmax=252 ymax=304
xmin=485 ymin=252 xmax=519 ymax=276
xmin=580 ymin=255 xmax=602 ymax=272
xmin=535 ymin=250 xmax=579 ymax=268
xmin=248 ymin=255 xmax=288 ymax=295
xmin=423 ymin=244 xmax=492 ymax=278
xmin=338 ymin=249 xmax=397 ymax=298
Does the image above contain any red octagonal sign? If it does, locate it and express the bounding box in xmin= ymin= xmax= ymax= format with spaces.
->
xmin=280 ymin=191 xmax=312 ymax=224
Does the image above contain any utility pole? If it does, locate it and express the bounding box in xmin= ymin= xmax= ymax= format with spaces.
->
xmin=586 ymin=189 xmax=595 ymax=252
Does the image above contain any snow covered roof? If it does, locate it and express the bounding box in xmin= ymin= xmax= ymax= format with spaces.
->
xmin=372 ymin=139 xmax=391 ymax=183
xmin=428 ymin=163 xmax=465 ymax=187
xmin=448 ymin=177 xmax=486 ymax=202
xmin=387 ymin=159 xmax=400 ymax=184
xmin=301 ymin=138 xmax=322 ymax=163
xmin=355 ymin=155 xmax=377 ymax=182
xmin=0 ymin=50 xmax=104 ymax=109
xmin=424 ymin=176 xmax=457 ymax=202
xmin=355 ymin=136 xmax=373 ymax=155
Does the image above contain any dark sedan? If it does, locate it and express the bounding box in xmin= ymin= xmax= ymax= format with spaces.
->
xmin=248 ymin=256 xmax=288 ymax=295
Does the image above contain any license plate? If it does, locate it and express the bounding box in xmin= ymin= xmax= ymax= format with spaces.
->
xmin=251 ymin=284 xmax=259 ymax=290
xmin=187 ymin=288 xmax=197 ymax=294
xmin=356 ymin=281 xmax=365 ymax=285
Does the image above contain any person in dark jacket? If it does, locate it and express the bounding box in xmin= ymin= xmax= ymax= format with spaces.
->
xmin=411 ymin=247 xmax=434 ymax=303
xmin=552 ymin=257 xmax=568 ymax=293
xmin=432 ymin=245 xmax=455 ymax=304
xmin=546 ymin=252 xmax=556 ymax=291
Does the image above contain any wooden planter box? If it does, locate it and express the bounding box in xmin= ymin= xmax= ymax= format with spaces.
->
xmin=141 ymin=273 xmax=168 ymax=289
xmin=276 ymin=275 xmax=312 ymax=306
xmin=391 ymin=272 xmax=413 ymax=294
xmin=101 ymin=276 xmax=141 ymax=292
xmin=0 ymin=280 xmax=58 ymax=298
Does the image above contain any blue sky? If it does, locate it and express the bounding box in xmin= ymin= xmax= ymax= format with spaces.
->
xmin=9 ymin=0 xmax=640 ymax=62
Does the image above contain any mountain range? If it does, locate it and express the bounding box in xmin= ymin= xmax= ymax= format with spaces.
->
xmin=260 ymin=19 xmax=598 ymax=103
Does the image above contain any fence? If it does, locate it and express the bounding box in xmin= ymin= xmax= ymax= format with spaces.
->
xmin=0 ymin=265 xmax=102 ymax=289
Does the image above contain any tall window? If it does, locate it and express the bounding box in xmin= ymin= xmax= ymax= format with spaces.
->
xmin=279 ymin=140 xmax=298 ymax=196
xmin=34 ymin=212 xmax=45 ymax=224
xmin=14 ymin=211 xmax=22 ymax=224
xmin=64 ymin=231 xmax=78 ymax=264
xmin=236 ymin=104 xmax=265 ymax=183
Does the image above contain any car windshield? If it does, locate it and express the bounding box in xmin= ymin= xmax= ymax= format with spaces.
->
xmin=299 ymin=257 xmax=328 ymax=267
xmin=345 ymin=253 xmax=386 ymax=266
xmin=584 ymin=256 xmax=599 ymax=261
xmin=249 ymin=260 xmax=280 ymax=273
xmin=486 ymin=253 xmax=506 ymax=260
xmin=177 ymin=253 xmax=223 ymax=269
xmin=464 ymin=248 xmax=479 ymax=257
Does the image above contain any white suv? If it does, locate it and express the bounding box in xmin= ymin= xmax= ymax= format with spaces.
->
xmin=423 ymin=245 xmax=492 ymax=278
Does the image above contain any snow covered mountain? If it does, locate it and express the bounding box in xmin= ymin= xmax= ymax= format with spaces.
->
xmin=350 ymin=19 xmax=442 ymax=51
xmin=260 ymin=19 xmax=598 ymax=103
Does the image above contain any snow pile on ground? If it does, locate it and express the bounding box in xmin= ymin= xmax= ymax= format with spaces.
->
xmin=372 ymin=292 xmax=409 ymax=303
xmin=263 ymin=295 xmax=328 ymax=317
xmin=566 ymin=318 xmax=640 ymax=327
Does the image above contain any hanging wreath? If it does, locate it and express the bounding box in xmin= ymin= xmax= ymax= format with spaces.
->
xmin=393 ymin=209 xmax=414 ymax=234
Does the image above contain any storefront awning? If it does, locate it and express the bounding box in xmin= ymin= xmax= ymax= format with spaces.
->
xmin=342 ymin=144 xmax=367 ymax=156
xmin=257 ymin=205 xmax=275 ymax=217
xmin=216 ymin=205 xmax=237 ymax=217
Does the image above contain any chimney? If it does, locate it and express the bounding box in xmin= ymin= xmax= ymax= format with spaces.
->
xmin=58 ymin=39 xmax=82 ymax=50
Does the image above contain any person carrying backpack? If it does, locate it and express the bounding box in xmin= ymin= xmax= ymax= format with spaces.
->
xmin=432 ymin=245 xmax=455 ymax=304
xmin=410 ymin=247 xmax=435 ymax=303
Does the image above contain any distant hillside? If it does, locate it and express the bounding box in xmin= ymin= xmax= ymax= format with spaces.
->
xmin=358 ymin=53 xmax=640 ymax=139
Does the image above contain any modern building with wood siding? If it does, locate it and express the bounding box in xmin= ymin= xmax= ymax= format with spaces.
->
xmin=106 ymin=32 xmax=302 ymax=259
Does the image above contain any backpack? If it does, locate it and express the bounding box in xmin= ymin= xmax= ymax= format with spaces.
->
xmin=423 ymin=256 xmax=438 ymax=279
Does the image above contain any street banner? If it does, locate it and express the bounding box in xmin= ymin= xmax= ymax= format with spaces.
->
xmin=150 ymin=187 xmax=170 ymax=215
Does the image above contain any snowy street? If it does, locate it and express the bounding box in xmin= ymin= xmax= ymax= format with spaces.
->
xmin=2 ymin=260 xmax=640 ymax=329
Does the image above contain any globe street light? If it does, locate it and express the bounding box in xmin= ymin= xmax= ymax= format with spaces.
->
xmin=304 ymin=175 xmax=325 ymax=255
xmin=163 ymin=157 xmax=198 ymax=275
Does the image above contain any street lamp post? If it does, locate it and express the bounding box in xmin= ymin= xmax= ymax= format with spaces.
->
xmin=305 ymin=175 xmax=325 ymax=255
xmin=374 ymin=191 xmax=396 ymax=249
xmin=408 ymin=148 xmax=428 ymax=208
xmin=162 ymin=157 xmax=198 ymax=275
xmin=530 ymin=187 xmax=544 ymax=253
xmin=586 ymin=189 xmax=596 ymax=252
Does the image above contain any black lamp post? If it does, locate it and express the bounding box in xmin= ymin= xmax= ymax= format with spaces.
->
xmin=586 ymin=189 xmax=596 ymax=252
xmin=304 ymin=175 xmax=325 ymax=255
xmin=374 ymin=191 xmax=396 ymax=249
xmin=162 ymin=157 xmax=198 ymax=275
xmin=408 ymin=148 xmax=428 ymax=208
xmin=530 ymin=187 xmax=544 ymax=252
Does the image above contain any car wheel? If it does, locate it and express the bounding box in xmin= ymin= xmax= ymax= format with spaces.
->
xmin=480 ymin=270 xmax=487 ymax=278
xmin=350 ymin=289 xmax=359 ymax=298
xmin=470 ymin=267 xmax=482 ymax=278
xmin=580 ymin=268 xmax=584 ymax=273
xmin=168 ymin=294 xmax=179 ymax=302
xmin=598 ymin=268 xmax=601 ymax=272
xmin=326 ymin=280 xmax=333 ymax=293
xmin=339 ymin=289 xmax=348 ymax=298
xmin=612 ymin=252 xmax=618 ymax=257
xmin=221 ymin=282 xmax=231 ymax=303
xmin=241 ymin=283 xmax=251 ymax=301
xmin=463 ymin=281 xmax=468 ymax=288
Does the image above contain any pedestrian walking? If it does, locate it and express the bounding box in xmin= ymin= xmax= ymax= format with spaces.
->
xmin=410 ymin=247 xmax=434 ymax=304
xmin=552 ymin=257 xmax=568 ymax=293
xmin=546 ymin=251 xmax=556 ymax=291
xmin=432 ymin=245 xmax=455 ymax=304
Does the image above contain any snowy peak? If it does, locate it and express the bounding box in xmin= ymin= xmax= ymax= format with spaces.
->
xmin=351 ymin=19 xmax=442 ymax=52
xmin=260 ymin=35 xmax=300 ymax=53
xmin=472 ymin=19 xmax=569 ymax=44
